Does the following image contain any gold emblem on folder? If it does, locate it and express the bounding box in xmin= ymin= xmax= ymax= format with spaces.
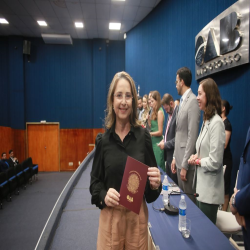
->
xmin=127 ymin=195 xmax=133 ymax=202
xmin=127 ymin=171 xmax=141 ymax=194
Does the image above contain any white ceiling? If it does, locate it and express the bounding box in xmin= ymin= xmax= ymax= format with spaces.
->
xmin=0 ymin=0 xmax=162 ymax=40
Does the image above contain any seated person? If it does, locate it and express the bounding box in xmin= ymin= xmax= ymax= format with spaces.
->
xmin=0 ymin=152 xmax=9 ymax=172
xmin=9 ymin=149 xmax=19 ymax=167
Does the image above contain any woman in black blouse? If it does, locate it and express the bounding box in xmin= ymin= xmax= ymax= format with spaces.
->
xmin=90 ymin=71 xmax=162 ymax=249
xmin=221 ymin=100 xmax=233 ymax=211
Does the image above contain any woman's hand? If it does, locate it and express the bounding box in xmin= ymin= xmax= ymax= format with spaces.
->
xmin=147 ymin=167 xmax=161 ymax=190
xmin=188 ymin=154 xmax=198 ymax=165
xmin=104 ymin=188 xmax=120 ymax=207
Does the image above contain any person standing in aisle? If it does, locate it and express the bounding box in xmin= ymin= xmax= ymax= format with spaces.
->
xmin=158 ymin=93 xmax=178 ymax=184
xmin=149 ymin=91 xmax=165 ymax=172
xmin=221 ymin=100 xmax=233 ymax=211
xmin=188 ymin=78 xmax=225 ymax=224
xmin=171 ymin=67 xmax=200 ymax=203
xmin=230 ymin=126 xmax=250 ymax=250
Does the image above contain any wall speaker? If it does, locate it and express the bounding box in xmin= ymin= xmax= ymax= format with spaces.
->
xmin=23 ymin=40 xmax=31 ymax=55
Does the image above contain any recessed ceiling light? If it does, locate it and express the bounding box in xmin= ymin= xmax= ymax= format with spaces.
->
xmin=75 ymin=22 xmax=83 ymax=28
xmin=37 ymin=21 xmax=47 ymax=26
xmin=109 ymin=23 xmax=121 ymax=30
xmin=0 ymin=18 xmax=9 ymax=24
xmin=112 ymin=0 xmax=125 ymax=1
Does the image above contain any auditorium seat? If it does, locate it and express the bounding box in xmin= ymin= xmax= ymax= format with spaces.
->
xmin=14 ymin=164 xmax=26 ymax=190
xmin=22 ymin=158 xmax=39 ymax=183
xmin=0 ymin=172 xmax=10 ymax=209
xmin=6 ymin=167 xmax=19 ymax=199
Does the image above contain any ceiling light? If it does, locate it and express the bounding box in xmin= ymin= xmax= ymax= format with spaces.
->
xmin=37 ymin=21 xmax=47 ymax=26
xmin=109 ymin=23 xmax=121 ymax=30
xmin=124 ymin=33 xmax=126 ymax=39
xmin=0 ymin=18 xmax=9 ymax=24
xmin=112 ymin=0 xmax=125 ymax=1
xmin=75 ymin=22 xmax=83 ymax=28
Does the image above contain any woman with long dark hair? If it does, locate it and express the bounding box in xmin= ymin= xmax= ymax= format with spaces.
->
xmin=188 ymin=78 xmax=225 ymax=224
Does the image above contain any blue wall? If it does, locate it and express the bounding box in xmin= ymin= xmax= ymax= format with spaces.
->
xmin=0 ymin=37 xmax=125 ymax=129
xmin=125 ymin=0 xmax=250 ymax=193
xmin=0 ymin=37 xmax=10 ymax=127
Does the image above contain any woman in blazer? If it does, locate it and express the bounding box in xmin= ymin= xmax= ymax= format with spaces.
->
xmin=188 ymin=78 xmax=225 ymax=224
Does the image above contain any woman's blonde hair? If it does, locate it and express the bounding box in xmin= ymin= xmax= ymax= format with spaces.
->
xmin=151 ymin=91 xmax=161 ymax=120
xmin=105 ymin=71 xmax=140 ymax=129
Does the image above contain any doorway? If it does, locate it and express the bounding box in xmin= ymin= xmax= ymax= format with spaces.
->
xmin=26 ymin=123 xmax=60 ymax=171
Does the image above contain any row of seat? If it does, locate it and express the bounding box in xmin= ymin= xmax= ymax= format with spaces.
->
xmin=0 ymin=157 xmax=38 ymax=209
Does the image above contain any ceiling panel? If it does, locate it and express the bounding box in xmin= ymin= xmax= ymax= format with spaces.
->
xmin=123 ymin=5 xmax=138 ymax=21
xmin=140 ymin=0 xmax=157 ymax=8
xmin=19 ymin=0 xmax=44 ymax=16
xmin=3 ymin=15 xmax=26 ymax=27
xmin=51 ymin=1 xmax=71 ymax=18
xmin=18 ymin=16 xmax=38 ymax=28
xmin=59 ymin=18 xmax=74 ymax=29
xmin=135 ymin=6 xmax=152 ymax=22
xmin=96 ymin=0 xmax=110 ymax=4
xmin=35 ymin=1 xmax=56 ymax=17
xmin=79 ymin=0 xmax=93 ymax=3
xmin=96 ymin=4 xmax=110 ymax=20
xmin=108 ymin=30 xmax=119 ymax=40
xmin=75 ymin=28 xmax=88 ymax=39
xmin=4 ymin=0 xmax=30 ymax=16
xmin=63 ymin=27 xmax=77 ymax=38
xmin=120 ymin=21 xmax=134 ymax=33
xmin=0 ymin=0 xmax=162 ymax=41
xmin=0 ymin=1 xmax=15 ymax=15
xmin=155 ymin=0 xmax=161 ymax=7
xmin=87 ymin=29 xmax=98 ymax=39
xmin=97 ymin=19 xmax=108 ymax=30
xmin=125 ymin=0 xmax=141 ymax=7
xmin=84 ymin=19 xmax=98 ymax=30
xmin=66 ymin=2 xmax=83 ymax=20
xmin=98 ymin=29 xmax=108 ymax=39
xmin=110 ymin=3 xmax=124 ymax=22
xmin=81 ymin=3 xmax=96 ymax=19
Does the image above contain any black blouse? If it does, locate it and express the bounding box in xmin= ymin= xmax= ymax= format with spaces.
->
xmin=223 ymin=118 xmax=232 ymax=160
xmin=90 ymin=124 xmax=162 ymax=209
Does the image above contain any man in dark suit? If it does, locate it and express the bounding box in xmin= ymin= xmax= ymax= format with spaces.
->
xmin=0 ymin=152 xmax=9 ymax=172
xmin=230 ymin=126 xmax=250 ymax=249
xmin=9 ymin=149 xmax=19 ymax=167
xmin=158 ymin=94 xmax=178 ymax=184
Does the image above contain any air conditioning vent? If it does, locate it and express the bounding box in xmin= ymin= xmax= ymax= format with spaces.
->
xmin=41 ymin=33 xmax=73 ymax=45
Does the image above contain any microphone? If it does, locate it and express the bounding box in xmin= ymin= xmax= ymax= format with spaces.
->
xmin=164 ymin=192 xmax=199 ymax=215
xmin=170 ymin=191 xmax=199 ymax=197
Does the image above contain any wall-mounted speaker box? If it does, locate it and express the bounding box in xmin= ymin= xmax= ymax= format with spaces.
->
xmin=23 ymin=40 xmax=31 ymax=55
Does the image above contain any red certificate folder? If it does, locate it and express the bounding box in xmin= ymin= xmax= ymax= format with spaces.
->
xmin=119 ymin=156 xmax=148 ymax=214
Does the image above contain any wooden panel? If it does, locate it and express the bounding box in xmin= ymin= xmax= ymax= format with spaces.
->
xmin=27 ymin=123 xmax=59 ymax=172
xmin=0 ymin=127 xmax=25 ymax=162
xmin=44 ymin=125 xmax=59 ymax=171
xmin=60 ymin=129 xmax=93 ymax=171
xmin=0 ymin=126 xmax=13 ymax=158
xmin=12 ymin=129 xmax=25 ymax=162
xmin=27 ymin=124 xmax=45 ymax=171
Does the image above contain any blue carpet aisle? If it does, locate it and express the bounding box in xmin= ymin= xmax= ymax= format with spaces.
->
xmin=0 ymin=172 xmax=73 ymax=250
xmin=50 ymin=159 xmax=100 ymax=250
